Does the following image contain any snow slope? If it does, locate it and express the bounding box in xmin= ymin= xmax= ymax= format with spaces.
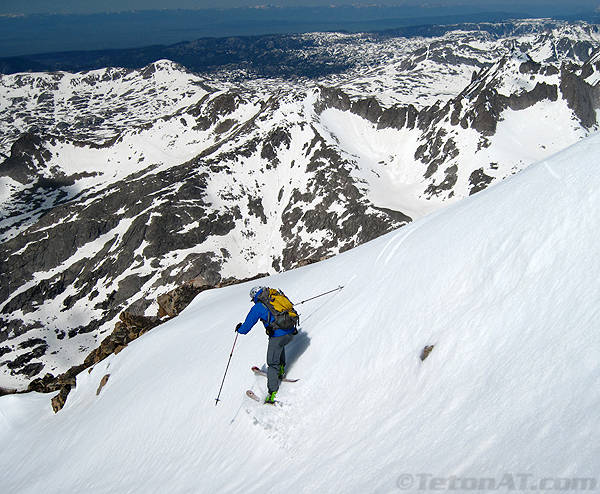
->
xmin=1 ymin=128 xmax=599 ymax=492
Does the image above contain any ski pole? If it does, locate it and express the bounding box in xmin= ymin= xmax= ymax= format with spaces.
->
xmin=215 ymin=332 xmax=239 ymax=406
xmin=296 ymin=285 xmax=343 ymax=305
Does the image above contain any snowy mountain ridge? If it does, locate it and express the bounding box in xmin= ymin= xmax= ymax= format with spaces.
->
xmin=1 ymin=19 xmax=600 ymax=389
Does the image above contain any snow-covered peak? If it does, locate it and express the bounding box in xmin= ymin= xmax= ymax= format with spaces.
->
xmin=0 ymin=60 xmax=210 ymax=154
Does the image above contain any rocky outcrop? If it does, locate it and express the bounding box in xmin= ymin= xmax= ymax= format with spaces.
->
xmin=560 ymin=62 xmax=600 ymax=128
xmin=82 ymin=312 xmax=163 ymax=368
xmin=0 ymin=132 xmax=52 ymax=184
xmin=157 ymin=277 xmax=212 ymax=317
xmin=51 ymin=385 xmax=71 ymax=413
xmin=469 ymin=168 xmax=494 ymax=195
xmin=316 ymin=86 xmax=351 ymax=113
xmin=28 ymin=372 xmax=67 ymax=394
xmin=351 ymin=97 xmax=383 ymax=124
xmin=27 ymin=364 xmax=81 ymax=412
xmin=377 ymin=105 xmax=419 ymax=130
xmin=261 ymin=127 xmax=292 ymax=164
xmin=0 ymin=386 xmax=17 ymax=396
xmin=190 ymin=91 xmax=243 ymax=131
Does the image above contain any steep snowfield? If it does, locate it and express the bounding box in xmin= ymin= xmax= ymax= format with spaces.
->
xmin=1 ymin=126 xmax=599 ymax=492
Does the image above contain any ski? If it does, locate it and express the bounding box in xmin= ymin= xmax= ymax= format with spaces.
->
xmin=246 ymin=389 xmax=261 ymax=402
xmin=251 ymin=366 xmax=299 ymax=382
xmin=245 ymin=389 xmax=279 ymax=405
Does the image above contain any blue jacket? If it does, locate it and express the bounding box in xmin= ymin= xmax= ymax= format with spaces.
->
xmin=237 ymin=300 xmax=295 ymax=338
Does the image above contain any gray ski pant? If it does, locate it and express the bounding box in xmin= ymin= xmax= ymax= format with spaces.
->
xmin=266 ymin=332 xmax=295 ymax=393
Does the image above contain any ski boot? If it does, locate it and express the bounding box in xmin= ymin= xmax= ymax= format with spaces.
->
xmin=265 ymin=390 xmax=277 ymax=404
xmin=278 ymin=364 xmax=286 ymax=380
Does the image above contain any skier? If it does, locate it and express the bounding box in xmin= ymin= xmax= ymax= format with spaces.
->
xmin=235 ymin=286 xmax=296 ymax=404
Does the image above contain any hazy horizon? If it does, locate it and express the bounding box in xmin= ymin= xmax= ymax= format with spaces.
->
xmin=2 ymin=0 xmax=599 ymax=16
xmin=1 ymin=2 xmax=599 ymax=59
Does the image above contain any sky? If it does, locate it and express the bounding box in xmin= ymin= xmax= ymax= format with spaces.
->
xmin=2 ymin=0 xmax=599 ymax=15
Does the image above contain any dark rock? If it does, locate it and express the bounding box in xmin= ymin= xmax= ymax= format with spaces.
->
xmin=315 ymin=86 xmax=351 ymax=113
xmin=519 ymin=59 xmax=541 ymax=74
xmin=157 ymin=277 xmax=213 ymax=317
xmin=81 ymin=312 xmax=163 ymax=369
xmin=19 ymin=337 xmax=47 ymax=349
xmin=295 ymin=256 xmax=330 ymax=267
xmin=469 ymin=168 xmax=494 ymax=195
xmin=424 ymin=165 xmax=459 ymax=197
xmin=560 ymin=63 xmax=599 ymax=128
xmin=420 ymin=345 xmax=435 ymax=361
xmin=190 ymin=91 xmax=242 ymax=131
xmin=248 ymin=196 xmax=268 ymax=224
xmin=0 ymin=386 xmax=17 ymax=396
xmin=0 ymin=132 xmax=52 ymax=184
xmin=96 ymin=374 xmax=110 ymax=396
xmin=214 ymin=119 xmax=236 ymax=134
xmin=18 ymin=362 xmax=45 ymax=378
xmin=59 ymin=364 xmax=84 ymax=386
xmin=27 ymin=373 xmax=62 ymax=393
xmin=506 ymin=82 xmax=558 ymax=111
xmin=217 ymin=273 xmax=268 ymax=288
xmin=417 ymin=102 xmax=443 ymax=131
xmin=51 ymin=385 xmax=71 ymax=413
xmin=378 ymin=106 xmax=408 ymax=130
xmin=351 ymin=97 xmax=383 ymax=124
xmin=377 ymin=104 xmax=419 ymax=130
xmin=5 ymin=343 xmax=48 ymax=374
xmin=261 ymin=127 xmax=292 ymax=164
xmin=470 ymin=88 xmax=502 ymax=136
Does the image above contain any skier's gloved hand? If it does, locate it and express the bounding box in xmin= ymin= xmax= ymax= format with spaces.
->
xmin=235 ymin=323 xmax=242 ymax=332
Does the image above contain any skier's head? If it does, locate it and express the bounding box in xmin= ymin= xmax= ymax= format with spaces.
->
xmin=249 ymin=286 xmax=265 ymax=301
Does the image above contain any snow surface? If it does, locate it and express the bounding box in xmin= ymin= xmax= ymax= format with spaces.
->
xmin=1 ymin=125 xmax=599 ymax=492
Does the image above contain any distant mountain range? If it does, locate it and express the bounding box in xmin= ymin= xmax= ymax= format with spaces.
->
xmin=1 ymin=4 xmax=600 ymax=67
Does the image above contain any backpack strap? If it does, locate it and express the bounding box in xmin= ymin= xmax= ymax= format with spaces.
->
xmin=255 ymin=289 xmax=276 ymax=333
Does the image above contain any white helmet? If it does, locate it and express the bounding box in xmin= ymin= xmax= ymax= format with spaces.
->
xmin=249 ymin=286 xmax=265 ymax=301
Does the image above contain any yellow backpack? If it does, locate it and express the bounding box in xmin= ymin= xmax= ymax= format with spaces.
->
xmin=257 ymin=288 xmax=299 ymax=330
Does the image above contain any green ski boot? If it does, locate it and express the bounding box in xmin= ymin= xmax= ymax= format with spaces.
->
xmin=265 ymin=391 xmax=277 ymax=404
xmin=278 ymin=364 xmax=286 ymax=380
